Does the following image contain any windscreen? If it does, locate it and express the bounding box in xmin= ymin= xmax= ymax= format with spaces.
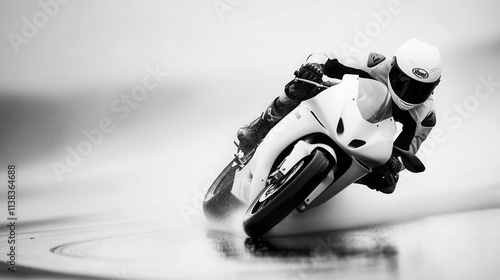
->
xmin=356 ymin=79 xmax=392 ymax=124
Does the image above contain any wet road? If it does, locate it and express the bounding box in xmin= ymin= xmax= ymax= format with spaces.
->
xmin=1 ymin=204 xmax=500 ymax=280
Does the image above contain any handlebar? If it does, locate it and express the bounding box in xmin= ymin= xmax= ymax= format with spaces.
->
xmin=293 ymin=71 xmax=341 ymax=90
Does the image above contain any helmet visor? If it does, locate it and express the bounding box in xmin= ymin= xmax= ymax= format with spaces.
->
xmin=389 ymin=58 xmax=440 ymax=105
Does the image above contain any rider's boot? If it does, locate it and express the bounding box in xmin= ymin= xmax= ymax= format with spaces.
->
xmin=237 ymin=95 xmax=299 ymax=154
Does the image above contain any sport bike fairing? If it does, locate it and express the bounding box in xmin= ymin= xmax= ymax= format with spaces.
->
xmin=308 ymin=75 xmax=395 ymax=167
xmin=231 ymin=75 xmax=396 ymax=205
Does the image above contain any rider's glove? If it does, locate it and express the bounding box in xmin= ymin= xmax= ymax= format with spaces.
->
xmin=285 ymin=63 xmax=324 ymax=100
xmin=296 ymin=63 xmax=324 ymax=83
xmin=375 ymin=156 xmax=403 ymax=175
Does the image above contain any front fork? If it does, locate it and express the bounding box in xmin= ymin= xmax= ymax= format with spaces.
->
xmin=272 ymin=140 xmax=337 ymax=212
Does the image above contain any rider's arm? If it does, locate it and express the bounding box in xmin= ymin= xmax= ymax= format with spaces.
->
xmin=394 ymin=96 xmax=437 ymax=154
xmin=305 ymin=51 xmax=387 ymax=81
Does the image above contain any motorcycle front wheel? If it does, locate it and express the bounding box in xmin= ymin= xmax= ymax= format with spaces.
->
xmin=243 ymin=149 xmax=330 ymax=237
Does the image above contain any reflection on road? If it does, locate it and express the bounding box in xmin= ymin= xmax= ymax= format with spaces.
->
xmin=1 ymin=205 xmax=500 ymax=280
xmin=206 ymin=226 xmax=399 ymax=279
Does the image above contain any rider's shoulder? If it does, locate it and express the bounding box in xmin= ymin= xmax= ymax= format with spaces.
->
xmin=366 ymin=52 xmax=387 ymax=68
xmin=336 ymin=51 xmax=391 ymax=83
xmin=340 ymin=51 xmax=388 ymax=68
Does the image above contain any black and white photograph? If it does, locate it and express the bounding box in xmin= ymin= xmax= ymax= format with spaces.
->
xmin=1 ymin=0 xmax=500 ymax=279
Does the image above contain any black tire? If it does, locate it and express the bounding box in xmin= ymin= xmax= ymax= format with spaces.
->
xmin=243 ymin=149 xmax=330 ymax=237
xmin=203 ymin=160 xmax=245 ymax=221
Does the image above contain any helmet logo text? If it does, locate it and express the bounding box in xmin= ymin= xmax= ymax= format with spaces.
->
xmin=412 ymin=68 xmax=429 ymax=79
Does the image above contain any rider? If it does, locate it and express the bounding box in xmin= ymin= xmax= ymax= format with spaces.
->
xmin=237 ymin=38 xmax=442 ymax=194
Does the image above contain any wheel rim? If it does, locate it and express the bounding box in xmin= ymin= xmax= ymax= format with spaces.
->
xmin=243 ymin=149 xmax=332 ymax=237
xmin=254 ymin=159 xmax=305 ymax=212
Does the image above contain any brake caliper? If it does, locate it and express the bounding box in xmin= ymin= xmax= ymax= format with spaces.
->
xmin=267 ymin=169 xmax=285 ymax=185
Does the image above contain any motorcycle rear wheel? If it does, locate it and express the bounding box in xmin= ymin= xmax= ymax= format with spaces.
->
xmin=243 ymin=149 xmax=330 ymax=237
xmin=203 ymin=160 xmax=245 ymax=221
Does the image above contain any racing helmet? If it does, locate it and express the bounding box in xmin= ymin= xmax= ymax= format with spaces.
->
xmin=388 ymin=39 xmax=442 ymax=110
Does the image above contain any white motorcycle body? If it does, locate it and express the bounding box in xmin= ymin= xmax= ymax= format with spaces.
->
xmin=231 ymin=74 xmax=396 ymax=210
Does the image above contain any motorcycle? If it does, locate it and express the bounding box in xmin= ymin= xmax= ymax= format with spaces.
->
xmin=203 ymin=74 xmax=425 ymax=237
